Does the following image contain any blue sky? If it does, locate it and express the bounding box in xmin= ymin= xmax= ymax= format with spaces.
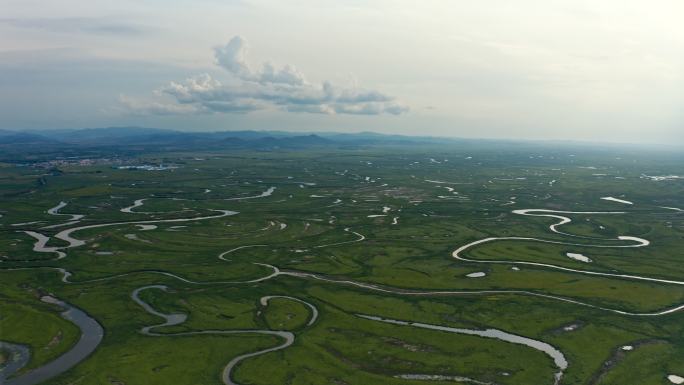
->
xmin=1 ymin=0 xmax=682 ymax=144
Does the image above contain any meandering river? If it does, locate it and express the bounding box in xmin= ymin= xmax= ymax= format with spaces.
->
xmin=358 ymin=314 xmax=567 ymax=385
xmin=3 ymin=297 xmax=103 ymax=385
xmin=131 ymin=285 xmax=315 ymax=385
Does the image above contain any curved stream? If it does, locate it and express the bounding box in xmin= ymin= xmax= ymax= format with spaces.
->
xmin=451 ymin=209 xmax=684 ymax=288
xmin=37 ymin=202 xmax=85 ymax=230
xmin=224 ymin=187 xmax=276 ymax=201
xmin=511 ymin=209 xmax=625 ymax=239
xmin=313 ymin=227 xmax=365 ymax=249
xmin=451 ymin=236 xmax=684 ymax=286
xmin=260 ymin=295 xmax=319 ymax=327
xmin=120 ymin=198 xmax=188 ymax=214
xmin=131 ymin=285 xmax=316 ymax=385
xmin=3 ymin=296 xmax=103 ymax=385
xmin=46 ymin=202 xmax=84 ymax=222
xmin=358 ymin=314 xmax=567 ymax=385
xmin=54 ymin=209 xmax=238 ymax=249
xmin=19 ymin=209 xmax=238 ymax=260
xmin=120 ymin=199 xmax=147 ymax=213
xmin=22 ymin=231 xmax=67 ymax=260
xmin=218 ymin=245 xmax=268 ymax=261
xmin=278 ymin=268 xmax=684 ymax=316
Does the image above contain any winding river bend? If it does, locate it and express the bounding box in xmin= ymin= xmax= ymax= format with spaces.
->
xmin=511 ymin=209 xmax=626 ymax=239
xmin=20 ymin=209 xmax=238 ymax=260
xmin=3 ymin=297 xmax=103 ymax=385
xmin=224 ymin=186 xmax=276 ymax=201
xmin=131 ymin=285 xmax=316 ymax=385
xmin=358 ymin=314 xmax=567 ymax=385
xmin=450 ymin=209 xmax=684 ymax=289
xmin=313 ymin=227 xmax=365 ymax=248
xmin=120 ymin=198 xmax=147 ymax=213
xmin=54 ymin=209 xmax=238 ymax=249
xmin=46 ymin=202 xmax=84 ymax=222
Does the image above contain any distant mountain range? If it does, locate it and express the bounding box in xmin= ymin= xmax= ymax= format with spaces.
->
xmin=2 ymin=126 xmax=674 ymax=163
xmin=1 ymin=127 xmax=448 ymax=146
xmin=0 ymin=127 xmax=451 ymax=161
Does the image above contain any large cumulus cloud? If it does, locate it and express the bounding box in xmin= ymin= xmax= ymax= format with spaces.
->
xmin=122 ymin=36 xmax=408 ymax=116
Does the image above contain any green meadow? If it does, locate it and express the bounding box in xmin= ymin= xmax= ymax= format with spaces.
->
xmin=1 ymin=145 xmax=683 ymax=384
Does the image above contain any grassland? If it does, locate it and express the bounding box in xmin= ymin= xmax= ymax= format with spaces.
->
xmin=1 ymin=144 xmax=683 ymax=384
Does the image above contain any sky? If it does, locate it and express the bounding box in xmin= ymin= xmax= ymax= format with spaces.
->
xmin=1 ymin=0 xmax=682 ymax=145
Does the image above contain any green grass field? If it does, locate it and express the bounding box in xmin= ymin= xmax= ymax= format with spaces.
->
xmin=1 ymin=145 xmax=683 ymax=385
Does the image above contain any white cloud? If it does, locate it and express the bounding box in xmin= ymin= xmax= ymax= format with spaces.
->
xmin=214 ymin=36 xmax=306 ymax=86
xmin=123 ymin=36 xmax=408 ymax=116
xmin=214 ymin=36 xmax=253 ymax=80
